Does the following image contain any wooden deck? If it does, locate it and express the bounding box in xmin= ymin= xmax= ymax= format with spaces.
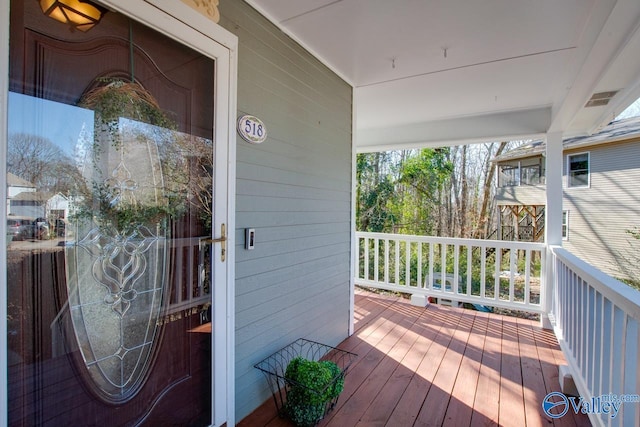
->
xmin=239 ymin=287 xmax=591 ymax=427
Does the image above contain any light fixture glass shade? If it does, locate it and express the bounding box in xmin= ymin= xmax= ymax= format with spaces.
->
xmin=39 ymin=0 xmax=106 ymax=32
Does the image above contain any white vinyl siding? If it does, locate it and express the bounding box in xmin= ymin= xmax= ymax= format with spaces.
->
xmin=495 ymin=184 xmax=546 ymax=206
xmin=495 ymin=156 xmax=546 ymax=206
xmin=563 ymin=141 xmax=640 ymax=281
xmin=218 ymin=1 xmax=353 ymax=421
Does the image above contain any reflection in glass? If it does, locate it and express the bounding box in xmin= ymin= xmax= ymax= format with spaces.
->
xmin=66 ymin=115 xmax=171 ymax=401
xmin=66 ymin=112 xmax=213 ymax=401
xmin=8 ymin=3 xmax=216 ymax=422
xmin=7 ymin=90 xmax=214 ymax=403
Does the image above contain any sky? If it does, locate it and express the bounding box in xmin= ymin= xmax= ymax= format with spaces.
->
xmin=615 ymin=97 xmax=640 ymax=120
xmin=8 ymin=91 xmax=94 ymax=157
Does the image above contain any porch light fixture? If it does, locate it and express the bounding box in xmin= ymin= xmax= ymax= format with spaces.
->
xmin=39 ymin=0 xmax=107 ymax=32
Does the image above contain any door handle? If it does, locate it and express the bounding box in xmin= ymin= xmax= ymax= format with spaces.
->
xmin=200 ymin=223 xmax=226 ymax=262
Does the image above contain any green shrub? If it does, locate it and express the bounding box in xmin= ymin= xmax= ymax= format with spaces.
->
xmin=284 ymin=357 xmax=344 ymax=427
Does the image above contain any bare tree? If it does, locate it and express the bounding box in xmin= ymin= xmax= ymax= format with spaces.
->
xmin=475 ymin=141 xmax=508 ymax=238
xmin=7 ymin=132 xmax=80 ymax=194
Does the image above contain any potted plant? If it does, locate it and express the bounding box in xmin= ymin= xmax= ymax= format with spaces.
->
xmin=254 ymin=339 xmax=357 ymax=427
xmin=284 ymin=357 xmax=345 ymax=427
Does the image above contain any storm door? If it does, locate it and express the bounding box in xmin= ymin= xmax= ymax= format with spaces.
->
xmin=5 ymin=0 xmax=228 ymax=425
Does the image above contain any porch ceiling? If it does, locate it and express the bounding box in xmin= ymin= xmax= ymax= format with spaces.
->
xmin=245 ymin=0 xmax=640 ymax=152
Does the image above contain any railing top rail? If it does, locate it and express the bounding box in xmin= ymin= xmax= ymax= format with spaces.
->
xmin=356 ymin=231 xmax=546 ymax=250
xmin=551 ymin=245 xmax=640 ymax=319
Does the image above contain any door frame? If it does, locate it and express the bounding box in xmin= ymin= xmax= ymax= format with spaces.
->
xmin=0 ymin=1 xmax=238 ymax=425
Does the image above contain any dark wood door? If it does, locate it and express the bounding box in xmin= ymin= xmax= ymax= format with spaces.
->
xmin=7 ymin=1 xmax=215 ymax=425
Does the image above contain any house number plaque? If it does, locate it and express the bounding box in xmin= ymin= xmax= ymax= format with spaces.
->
xmin=237 ymin=114 xmax=267 ymax=144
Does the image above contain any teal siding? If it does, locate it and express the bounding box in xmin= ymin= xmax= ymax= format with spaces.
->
xmin=218 ymin=1 xmax=353 ymax=421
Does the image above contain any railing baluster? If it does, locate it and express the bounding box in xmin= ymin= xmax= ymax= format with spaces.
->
xmin=364 ymin=236 xmax=370 ymax=281
xmin=494 ymin=246 xmax=500 ymax=301
xmin=374 ymin=238 xmax=379 ymax=283
xmin=405 ymin=239 xmax=411 ymax=287
xmin=428 ymin=242 xmax=434 ymax=289
xmin=441 ymin=243 xmax=447 ymax=284
xmin=611 ymin=309 xmax=624 ymax=397
xmin=602 ymin=299 xmax=613 ymax=399
xmin=384 ymin=238 xmax=389 ymax=284
xmin=592 ymin=292 xmax=602 ymax=396
xmin=587 ymin=287 xmax=595 ymax=391
xmin=466 ymin=245 xmax=472 ymax=297
xmin=187 ymin=242 xmax=195 ymax=299
xmin=623 ymin=318 xmax=639 ymax=425
xmin=356 ymin=237 xmax=364 ymax=279
xmin=417 ymin=242 xmax=423 ymax=289
xmin=453 ymin=243 xmax=459 ymax=296
xmin=524 ymin=249 xmax=531 ymax=305
xmin=509 ymin=248 xmax=516 ymax=303
xmin=579 ymin=277 xmax=585 ymax=371
xmin=394 ymin=239 xmax=400 ymax=285
xmin=480 ymin=246 xmax=486 ymax=299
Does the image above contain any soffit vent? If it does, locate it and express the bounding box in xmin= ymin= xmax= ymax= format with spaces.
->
xmin=585 ymin=90 xmax=618 ymax=107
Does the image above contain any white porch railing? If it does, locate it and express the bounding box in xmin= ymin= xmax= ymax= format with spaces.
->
xmin=355 ymin=231 xmax=546 ymax=313
xmin=165 ymin=236 xmax=212 ymax=315
xmin=549 ymin=246 xmax=640 ymax=427
xmin=355 ymin=232 xmax=640 ymax=425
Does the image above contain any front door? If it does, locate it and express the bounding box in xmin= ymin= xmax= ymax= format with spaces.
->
xmin=4 ymin=0 xmax=232 ymax=425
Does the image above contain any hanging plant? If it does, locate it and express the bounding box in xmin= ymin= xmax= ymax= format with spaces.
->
xmin=79 ymin=79 xmax=172 ymax=125
xmin=73 ymin=78 xmax=184 ymax=233
xmin=78 ymin=78 xmax=175 ymax=149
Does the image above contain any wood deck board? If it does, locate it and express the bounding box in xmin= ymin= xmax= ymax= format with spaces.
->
xmin=241 ymin=288 xmax=592 ymax=427
xmin=383 ymin=307 xmax=463 ymax=427
xmin=324 ymin=299 xmax=424 ymax=426
xmin=499 ymin=316 xmax=527 ymax=427
xmin=441 ymin=312 xmax=488 ymax=427
xmin=413 ymin=310 xmax=475 ymax=427
xmin=516 ymin=317 xmax=555 ymax=427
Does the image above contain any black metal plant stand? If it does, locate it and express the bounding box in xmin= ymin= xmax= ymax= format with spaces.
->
xmin=254 ymin=338 xmax=358 ymax=426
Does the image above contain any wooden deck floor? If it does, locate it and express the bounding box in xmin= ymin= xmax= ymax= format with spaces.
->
xmin=239 ymin=288 xmax=591 ymax=427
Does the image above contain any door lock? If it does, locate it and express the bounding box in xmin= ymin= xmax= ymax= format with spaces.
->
xmin=200 ymin=223 xmax=226 ymax=262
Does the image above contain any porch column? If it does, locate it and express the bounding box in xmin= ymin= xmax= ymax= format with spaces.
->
xmin=542 ymin=131 xmax=563 ymax=329
xmin=349 ymin=101 xmax=357 ymax=336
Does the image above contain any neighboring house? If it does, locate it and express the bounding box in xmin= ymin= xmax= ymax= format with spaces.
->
xmin=493 ymin=116 xmax=640 ymax=281
xmin=8 ymin=191 xmax=69 ymax=220
xmin=6 ymin=172 xmax=35 ymax=215
xmin=9 ymin=191 xmax=49 ymax=218
xmin=45 ymin=193 xmax=69 ymax=220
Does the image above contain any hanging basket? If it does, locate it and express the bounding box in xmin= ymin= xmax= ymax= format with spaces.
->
xmin=79 ymin=79 xmax=172 ymax=128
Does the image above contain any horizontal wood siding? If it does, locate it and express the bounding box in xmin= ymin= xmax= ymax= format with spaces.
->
xmin=563 ymin=140 xmax=640 ymax=281
xmin=218 ymin=1 xmax=353 ymax=421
